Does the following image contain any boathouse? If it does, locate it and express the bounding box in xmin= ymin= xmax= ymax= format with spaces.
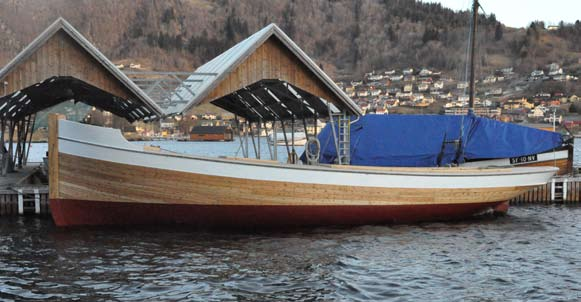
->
xmin=166 ymin=23 xmax=361 ymax=117
xmin=0 ymin=18 xmax=163 ymax=173
xmin=167 ymin=23 xmax=362 ymax=164
xmin=189 ymin=125 xmax=233 ymax=141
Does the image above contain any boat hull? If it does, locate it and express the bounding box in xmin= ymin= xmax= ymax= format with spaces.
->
xmin=51 ymin=152 xmax=539 ymax=227
xmin=48 ymin=117 xmax=558 ymax=227
xmin=50 ymin=199 xmax=507 ymax=227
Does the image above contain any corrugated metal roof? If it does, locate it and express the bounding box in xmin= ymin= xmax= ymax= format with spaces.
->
xmin=0 ymin=18 xmax=164 ymax=119
xmin=166 ymin=24 xmax=361 ymax=116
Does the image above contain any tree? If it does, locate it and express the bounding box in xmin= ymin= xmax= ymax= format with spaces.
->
xmin=388 ymin=26 xmax=397 ymax=42
xmin=422 ymin=27 xmax=439 ymax=44
xmin=494 ymin=23 xmax=503 ymax=41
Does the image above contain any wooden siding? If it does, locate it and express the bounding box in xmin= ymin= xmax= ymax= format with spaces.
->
xmin=0 ymin=30 xmax=133 ymax=99
xmin=198 ymin=37 xmax=343 ymax=110
xmin=521 ymin=158 xmax=570 ymax=175
xmin=189 ymin=133 xmax=232 ymax=141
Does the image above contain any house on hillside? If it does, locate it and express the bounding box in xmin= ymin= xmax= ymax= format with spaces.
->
xmin=385 ymin=98 xmax=399 ymax=108
xmin=483 ymin=75 xmax=497 ymax=84
xmin=396 ymin=91 xmax=412 ymax=99
xmin=501 ymin=67 xmax=514 ymax=75
xmin=503 ymin=98 xmax=533 ymax=110
xmin=368 ymin=74 xmax=384 ymax=81
xmin=389 ymin=75 xmax=403 ymax=82
xmin=360 ymin=103 xmax=370 ymax=113
xmin=485 ymin=88 xmax=503 ymax=96
xmin=457 ymin=81 xmax=468 ymax=89
xmin=419 ymin=68 xmax=432 ymax=77
xmin=547 ymin=63 xmax=562 ymax=76
xmin=528 ymin=106 xmax=546 ymax=118
xmin=357 ymin=90 xmax=369 ymax=97
xmin=432 ymin=81 xmax=444 ymax=90
xmin=375 ymin=107 xmax=388 ymax=114
xmin=530 ymin=70 xmax=544 ymax=81
xmin=412 ymin=93 xmax=424 ymax=102
xmin=370 ymin=89 xmax=382 ymax=97
xmin=423 ymin=95 xmax=435 ymax=103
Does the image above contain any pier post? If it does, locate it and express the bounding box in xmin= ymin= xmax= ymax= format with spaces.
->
xmin=17 ymin=189 xmax=23 ymax=215
xmin=34 ymin=189 xmax=40 ymax=214
xmin=273 ymin=122 xmax=278 ymax=161
xmin=550 ymin=178 xmax=555 ymax=202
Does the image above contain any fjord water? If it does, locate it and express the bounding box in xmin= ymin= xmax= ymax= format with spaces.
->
xmin=2 ymin=140 xmax=579 ymax=301
xmin=1 ymin=206 xmax=581 ymax=301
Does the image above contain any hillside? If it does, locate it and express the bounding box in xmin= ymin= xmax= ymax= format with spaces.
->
xmin=0 ymin=0 xmax=580 ymax=80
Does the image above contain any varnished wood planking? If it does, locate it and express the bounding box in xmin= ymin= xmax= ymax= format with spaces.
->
xmin=1 ymin=30 xmax=133 ymax=99
xmin=57 ymin=153 xmax=533 ymax=207
xmin=48 ymin=114 xmax=65 ymax=199
xmin=197 ymin=37 xmax=343 ymax=111
xmin=521 ymin=158 xmax=569 ymax=175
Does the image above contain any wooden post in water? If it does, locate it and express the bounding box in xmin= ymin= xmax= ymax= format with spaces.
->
xmin=48 ymin=114 xmax=65 ymax=200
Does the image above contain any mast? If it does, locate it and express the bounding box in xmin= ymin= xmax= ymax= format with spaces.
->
xmin=468 ymin=0 xmax=479 ymax=111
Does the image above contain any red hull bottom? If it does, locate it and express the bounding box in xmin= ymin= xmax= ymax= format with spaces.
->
xmin=50 ymin=199 xmax=508 ymax=228
xmin=492 ymin=201 xmax=510 ymax=215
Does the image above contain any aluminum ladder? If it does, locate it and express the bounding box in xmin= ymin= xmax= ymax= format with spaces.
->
xmin=334 ymin=113 xmax=351 ymax=165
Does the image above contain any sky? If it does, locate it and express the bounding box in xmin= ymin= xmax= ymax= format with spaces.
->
xmin=421 ymin=0 xmax=580 ymax=28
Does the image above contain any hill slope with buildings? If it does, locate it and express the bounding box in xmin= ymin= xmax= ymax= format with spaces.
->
xmin=0 ymin=0 xmax=580 ymax=80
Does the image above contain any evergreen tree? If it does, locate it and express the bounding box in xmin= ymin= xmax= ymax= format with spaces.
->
xmin=494 ymin=23 xmax=503 ymax=41
xmin=388 ymin=26 xmax=397 ymax=42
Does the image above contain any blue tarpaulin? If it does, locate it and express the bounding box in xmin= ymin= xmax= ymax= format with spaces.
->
xmin=308 ymin=114 xmax=563 ymax=167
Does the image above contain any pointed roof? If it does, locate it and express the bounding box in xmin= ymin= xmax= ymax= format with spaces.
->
xmin=166 ymin=24 xmax=361 ymax=116
xmin=0 ymin=18 xmax=164 ymax=119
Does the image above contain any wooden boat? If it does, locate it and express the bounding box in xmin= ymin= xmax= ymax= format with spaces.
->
xmin=48 ymin=115 xmax=558 ymax=227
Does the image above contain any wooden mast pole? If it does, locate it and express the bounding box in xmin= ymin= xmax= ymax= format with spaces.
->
xmin=468 ymin=0 xmax=479 ymax=111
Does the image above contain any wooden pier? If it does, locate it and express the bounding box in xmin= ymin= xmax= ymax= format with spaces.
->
xmin=0 ymin=164 xmax=50 ymax=216
xmin=0 ymin=188 xmax=49 ymax=215
xmin=510 ymin=177 xmax=581 ymax=204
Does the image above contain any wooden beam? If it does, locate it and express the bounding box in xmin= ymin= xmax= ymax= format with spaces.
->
xmin=48 ymin=113 xmax=65 ymax=199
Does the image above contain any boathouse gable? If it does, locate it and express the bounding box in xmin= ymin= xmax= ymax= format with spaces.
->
xmin=0 ymin=18 xmax=163 ymax=121
xmin=168 ymin=24 xmax=361 ymax=117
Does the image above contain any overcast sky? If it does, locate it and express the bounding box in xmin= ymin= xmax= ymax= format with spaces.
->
xmin=421 ymin=0 xmax=580 ymax=28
